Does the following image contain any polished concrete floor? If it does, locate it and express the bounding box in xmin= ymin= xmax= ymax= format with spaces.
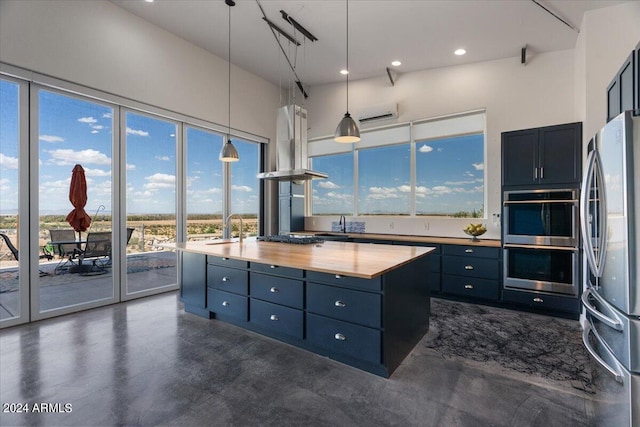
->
xmin=0 ymin=292 xmax=605 ymax=426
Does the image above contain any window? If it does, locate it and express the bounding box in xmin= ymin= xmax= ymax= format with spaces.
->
xmin=308 ymin=110 xmax=485 ymax=218
xmin=416 ymin=133 xmax=484 ymax=217
xmin=358 ymin=144 xmax=410 ymax=215
xmin=230 ymin=138 xmax=260 ymax=237
xmin=310 ymin=152 xmax=354 ymax=215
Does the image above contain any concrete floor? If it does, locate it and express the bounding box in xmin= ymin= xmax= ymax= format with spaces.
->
xmin=0 ymin=292 xmax=605 ymax=427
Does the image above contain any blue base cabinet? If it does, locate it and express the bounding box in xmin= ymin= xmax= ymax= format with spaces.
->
xmin=181 ymin=253 xmax=431 ymax=378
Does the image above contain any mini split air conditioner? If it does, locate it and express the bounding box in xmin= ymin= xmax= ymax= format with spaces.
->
xmin=357 ymin=103 xmax=398 ymax=124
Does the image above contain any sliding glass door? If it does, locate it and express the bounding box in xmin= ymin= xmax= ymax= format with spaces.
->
xmin=123 ymin=111 xmax=179 ymax=298
xmin=33 ymin=88 xmax=118 ymax=319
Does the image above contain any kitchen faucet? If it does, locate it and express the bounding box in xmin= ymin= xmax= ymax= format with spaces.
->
xmin=224 ymin=214 xmax=244 ymax=244
xmin=339 ymin=215 xmax=346 ymax=233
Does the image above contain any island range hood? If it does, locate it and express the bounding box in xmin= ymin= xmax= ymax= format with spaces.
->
xmin=257 ymin=105 xmax=328 ymax=182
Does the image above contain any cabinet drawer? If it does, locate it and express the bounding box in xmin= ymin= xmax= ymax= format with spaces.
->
xmin=250 ymin=299 xmax=303 ymax=339
xmin=306 ymin=282 xmax=381 ymax=328
xmin=502 ymin=289 xmax=579 ymax=314
xmin=306 ymin=270 xmax=382 ymax=291
xmin=207 ymin=289 xmax=248 ymax=321
xmin=207 ymin=255 xmax=248 ymax=269
xmin=307 ymin=313 xmax=381 ymax=364
xmin=207 ymin=265 xmax=248 ymax=295
xmin=442 ymin=275 xmax=499 ymax=301
xmin=442 ymin=256 xmax=499 ymax=280
xmin=443 ymin=245 xmax=499 ymax=259
xmin=250 ymin=262 xmax=303 ymax=278
xmin=250 ymin=273 xmax=303 ymax=309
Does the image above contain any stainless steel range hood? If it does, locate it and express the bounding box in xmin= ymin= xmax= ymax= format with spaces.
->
xmin=257 ymin=105 xmax=328 ymax=182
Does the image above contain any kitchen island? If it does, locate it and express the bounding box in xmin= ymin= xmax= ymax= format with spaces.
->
xmin=170 ymin=239 xmax=434 ymax=377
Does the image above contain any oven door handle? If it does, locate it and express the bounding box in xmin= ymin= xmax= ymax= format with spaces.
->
xmin=582 ymin=318 xmax=624 ymax=383
xmin=503 ymin=243 xmax=578 ymax=251
xmin=582 ymin=287 xmax=624 ymax=331
xmin=503 ymin=199 xmax=579 ymax=205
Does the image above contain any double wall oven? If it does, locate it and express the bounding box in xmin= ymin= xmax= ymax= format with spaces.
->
xmin=503 ymin=188 xmax=580 ymax=296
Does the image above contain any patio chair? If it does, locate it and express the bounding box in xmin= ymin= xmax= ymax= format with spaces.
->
xmin=0 ymin=232 xmax=53 ymax=276
xmin=77 ymin=231 xmax=112 ymax=275
xmin=49 ymin=229 xmax=80 ymax=274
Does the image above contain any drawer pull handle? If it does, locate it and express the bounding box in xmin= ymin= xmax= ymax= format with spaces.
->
xmin=533 ymin=297 xmax=544 ymax=303
xmin=270 ymin=287 xmax=279 ymax=293
xmin=334 ymin=333 xmax=346 ymax=341
xmin=465 ymin=265 xmax=474 ymax=270
xmin=465 ymin=249 xmax=474 ymax=253
xmin=222 ymin=277 xmax=229 ymax=282
xmin=270 ymin=314 xmax=279 ymax=321
xmin=335 ymin=274 xmax=342 ymax=279
xmin=334 ymin=300 xmax=346 ymax=307
xmin=222 ymin=301 xmax=230 ymax=307
xmin=270 ymin=265 xmax=277 ymax=269
xmin=464 ymin=284 xmax=474 ymax=289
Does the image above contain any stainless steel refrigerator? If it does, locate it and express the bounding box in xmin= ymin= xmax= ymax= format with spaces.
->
xmin=580 ymin=110 xmax=639 ymax=426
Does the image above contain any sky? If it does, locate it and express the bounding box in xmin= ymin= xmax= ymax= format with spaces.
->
xmin=0 ymin=81 xmax=259 ymax=217
xmin=311 ymin=134 xmax=484 ymax=216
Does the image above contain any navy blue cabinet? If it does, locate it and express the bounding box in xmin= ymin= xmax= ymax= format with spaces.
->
xmin=441 ymin=245 xmax=501 ymax=302
xmin=180 ymin=252 xmax=209 ymax=318
xmin=607 ymin=47 xmax=639 ymax=122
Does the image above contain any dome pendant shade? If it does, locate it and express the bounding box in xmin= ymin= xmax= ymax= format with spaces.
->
xmin=219 ymin=139 xmax=239 ymax=162
xmin=334 ymin=112 xmax=360 ymax=143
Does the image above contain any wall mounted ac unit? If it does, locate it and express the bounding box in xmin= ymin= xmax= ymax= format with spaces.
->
xmin=357 ymin=103 xmax=398 ymax=124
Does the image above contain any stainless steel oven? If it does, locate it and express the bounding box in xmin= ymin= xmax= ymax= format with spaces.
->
xmin=503 ymin=189 xmax=579 ymax=247
xmin=503 ymin=244 xmax=580 ymax=295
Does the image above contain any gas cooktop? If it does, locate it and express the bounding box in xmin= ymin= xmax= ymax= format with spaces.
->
xmin=257 ymin=235 xmax=325 ymax=245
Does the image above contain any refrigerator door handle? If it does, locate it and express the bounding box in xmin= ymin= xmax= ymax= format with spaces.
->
xmin=582 ymin=319 xmax=625 ymax=384
xmin=582 ymin=287 xmax=624 ymax=331
xmin=580 ymin=150 xmax=599 ymax=275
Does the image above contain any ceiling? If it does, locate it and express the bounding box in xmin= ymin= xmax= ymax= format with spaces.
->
xmin=110 ymin=0 xmax=624 ymax=88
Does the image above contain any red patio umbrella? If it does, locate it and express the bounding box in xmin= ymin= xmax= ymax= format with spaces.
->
xmin=65 ymin=164 xmax=92 ymax=238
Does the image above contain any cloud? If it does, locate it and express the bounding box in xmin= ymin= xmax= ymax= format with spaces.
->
xmin=126 ymin=163 xmax=136 ymax=170
xmin=102 ymin=113 xmax=112 ymax=119
xmin=418 ymin=144 xmax=433 ymax=153
xmin=144 ymin=173 xmax=175 ymax=190
xmin=91 ymin=130 xmax=99 ymax=134
xmin=92 ymin=125 xmax=104 ymax=130
xmin=318 ymin=180 xmax=340 ymax=189
xmin=231 ymin=185 xmax=252 ymax=192
xmin=444 ymin=179 xmax=477 ymax=185
xmin=367 ymin=186 xmax=399 ymax=200
xmin=39 ymin=135 xmax=64 ymax=143
xmin=126 ymin=127 xmax=149 ymax=137
xmin=0 ymin=153 xmax=19 ymax=169
xmin=155 ymin=156 xmax=171 ymax=161
xmin=325 ymin=191 xmax=352 ymax=201
xmin=78 ymin=117 xmax=97 ymax=124
xmin=45 ymin=148 xmax=111 ymax=166
xmin=0 ymin=178 xmax=10 ymax=191
xmin=84 ymin=167 xmax=111 ymax=177
xmin=473 ymin=162 xmax=484 ymax=170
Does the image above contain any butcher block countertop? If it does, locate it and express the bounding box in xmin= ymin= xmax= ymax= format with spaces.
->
xmin=166 ymin=239 xmax=434 ymax=279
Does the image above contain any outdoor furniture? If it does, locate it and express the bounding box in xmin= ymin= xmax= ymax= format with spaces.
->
xmin=49 ymin=229 xmax=81 ymax=274
xmin=1 ymin=232 xmax=53 ymax=276
xmin=76 ymin=231 xmax=111 ymax=275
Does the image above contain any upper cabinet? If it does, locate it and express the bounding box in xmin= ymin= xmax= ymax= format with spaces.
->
xmin=607 ymin=44 xmax=639 ymax=122
xmin=502 ymin=122 xmax=582 ymax=188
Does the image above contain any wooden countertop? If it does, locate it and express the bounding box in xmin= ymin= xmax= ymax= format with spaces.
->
xmin=166 ymin=239 xmax=434 ymax=279
xmin=303 ymin=231 xmax=502 ymax=248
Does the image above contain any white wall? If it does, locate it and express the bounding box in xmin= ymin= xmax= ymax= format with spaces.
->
xmin=304 ymin=50 xmax=577 ymax=239
xmin=0 ymin=0 xmax=278 ymax=142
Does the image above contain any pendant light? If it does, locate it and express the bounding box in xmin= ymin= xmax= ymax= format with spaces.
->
xmin=334 ymin=0 xmax=360 ymax=143
xmin=220 ymin=0 xmax=239 ymax=162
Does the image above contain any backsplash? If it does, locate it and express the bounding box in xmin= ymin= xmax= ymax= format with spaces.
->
xmin=330 ymin=221 xmax=366 ymax=233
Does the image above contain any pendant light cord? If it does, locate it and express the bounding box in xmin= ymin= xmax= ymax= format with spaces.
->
xmin=228 ymin=2 xmax=232 ymax=136
xmin=346 ymin=0 xmax=349 ymax=113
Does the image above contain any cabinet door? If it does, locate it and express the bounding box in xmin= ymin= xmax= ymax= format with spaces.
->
xmin=181 ymin=252 xmax=206 ymax=309
xmin=502 ymin=129 xmax=538 ymax=186
xmin=619 ymin=51 xmax=635 ymax=114
xmin=607 ymin=79 xmax=620 ymax=123
xmin=538 ymin=123 xmax=582 ymax=185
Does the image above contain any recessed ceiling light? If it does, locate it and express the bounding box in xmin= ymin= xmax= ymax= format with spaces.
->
xmin=454 ymin=48 xmax=466 ymax=56
xmin=340 ymin=69 xmax=349 ymax=75
xmin=391 ymin=60 xmax=402 ymax=67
